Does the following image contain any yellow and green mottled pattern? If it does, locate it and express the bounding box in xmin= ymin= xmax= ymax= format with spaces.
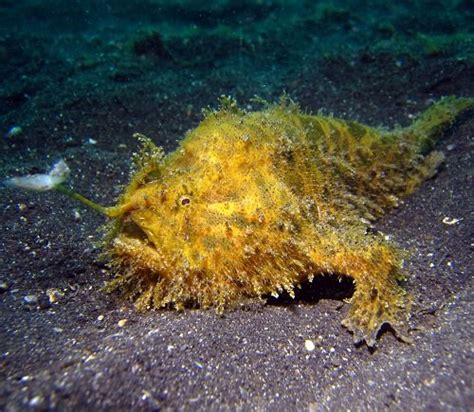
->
xmin=103 ymin=96 xmax=472 ymax=347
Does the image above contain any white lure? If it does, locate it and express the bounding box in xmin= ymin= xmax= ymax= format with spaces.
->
xmin=3 ymin=159 xmax=70 ymax=191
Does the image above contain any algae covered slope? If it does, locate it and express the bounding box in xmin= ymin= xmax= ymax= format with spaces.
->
xmin=102 ymin=96 xmax=472 ymax=347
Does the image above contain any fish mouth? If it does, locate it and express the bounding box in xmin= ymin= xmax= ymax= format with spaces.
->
xmin=120 ymin=219 xmax=150 ymax=243
xmin=111 ymin=218 xmax=168 ymax=274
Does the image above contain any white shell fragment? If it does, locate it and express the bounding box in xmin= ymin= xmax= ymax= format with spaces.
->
xmin=3 ymin=159 xmax=70 ymax=192
xmin=442 ymin=217 xmax=462 ymax=225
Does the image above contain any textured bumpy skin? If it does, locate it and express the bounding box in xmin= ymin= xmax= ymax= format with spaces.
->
xmin=103 ymin=96 xmax=472 ymax=347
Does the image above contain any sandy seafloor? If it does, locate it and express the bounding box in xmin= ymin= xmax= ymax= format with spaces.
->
xmin=0 ymin=1 xmax=473 ymax=411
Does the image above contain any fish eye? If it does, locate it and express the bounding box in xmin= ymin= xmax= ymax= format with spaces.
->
xmin=180 ymin=195 xmax=191 ymax=206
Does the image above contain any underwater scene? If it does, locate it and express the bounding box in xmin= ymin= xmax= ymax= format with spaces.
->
xmin=0 ymin=0 xmax=473 ymax=410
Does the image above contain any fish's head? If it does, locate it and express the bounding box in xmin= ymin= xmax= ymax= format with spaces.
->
xmin=109 ymin=164 xmax=259 ymax=278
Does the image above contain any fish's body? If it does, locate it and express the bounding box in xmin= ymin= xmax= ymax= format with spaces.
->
xmin=102 ymin=96 xmax=472 ymax=346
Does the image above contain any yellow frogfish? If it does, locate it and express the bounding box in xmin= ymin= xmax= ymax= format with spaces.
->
xmin=5 ymin=95 xmax=472 ymax=346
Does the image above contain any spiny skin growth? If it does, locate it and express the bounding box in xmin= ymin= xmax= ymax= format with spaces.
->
xmin=97 ymin=96 xmax=471 ymax=347
xmin=6 ymin=96 xmax=471 ymax=347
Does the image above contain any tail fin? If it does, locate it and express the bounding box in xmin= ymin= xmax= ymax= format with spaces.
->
xmin=407 ymin=96 xmax=473 ymax=154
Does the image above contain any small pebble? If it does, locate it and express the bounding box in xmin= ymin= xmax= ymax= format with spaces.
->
xmin=24 ymin=295 xmax=38 ymax=304
xmin=0 ymin=282 xmax=8 ymax=292
xmin=305 ymin=339 xmax=316 ymax=352
xmin=118 ymin=319 xmax=128 ymax=327
xmin=97 ymin=315 xmax=105 ymax=321
xmin=29 ymin=395 xmax=43 ymax=407
xmin=47 ymin=288 xmax=64 ymax=304
xmin=6 ymin=126 xmax=23 ymax=138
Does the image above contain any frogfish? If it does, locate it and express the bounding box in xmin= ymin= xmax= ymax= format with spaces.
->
xmin=5 ymin=95 xmax=472 ymax=347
